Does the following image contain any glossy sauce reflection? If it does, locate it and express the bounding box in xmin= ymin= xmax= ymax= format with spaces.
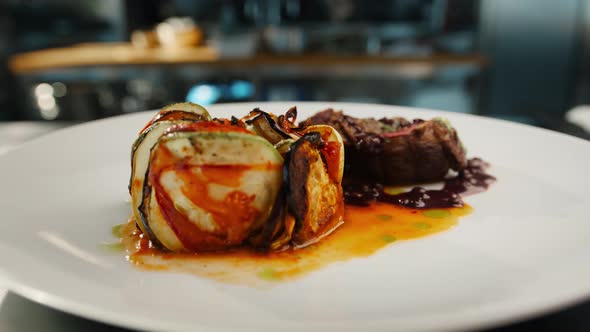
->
xmin=120 ymin=203 xmax=471 ymax=286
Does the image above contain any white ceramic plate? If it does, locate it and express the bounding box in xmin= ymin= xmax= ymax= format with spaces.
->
xmin=0 ymin=102 xmax=589 ymax=332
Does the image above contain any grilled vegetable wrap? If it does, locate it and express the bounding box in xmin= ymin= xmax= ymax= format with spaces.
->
xmin=130 ymin=104 xmax=346 ymax=252
xmin=130 ymin=103 xmax=211 ymax=236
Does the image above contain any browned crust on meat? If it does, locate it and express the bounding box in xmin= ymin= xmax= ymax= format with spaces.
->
xmin=305 ymin=109 xmax=467 ymax=185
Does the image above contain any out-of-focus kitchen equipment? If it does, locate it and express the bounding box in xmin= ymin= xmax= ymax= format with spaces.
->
xmin=6 ymin=0 xmax=487 ymax=122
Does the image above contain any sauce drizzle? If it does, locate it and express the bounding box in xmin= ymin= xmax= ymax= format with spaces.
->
xmin=121 ymin=202 xmax=472 ymax=286
xmin=344 ymin=158 xmax=495 ymax=208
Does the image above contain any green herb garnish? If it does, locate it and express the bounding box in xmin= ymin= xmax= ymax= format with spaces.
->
xmin=414 ymin=222 xmax=432 ymax=230
xmin=258 ymin=268 xmax=281 ymax=281
xmin=376 ymin=214 xmax=393 ymax=221
xmin=381 ymin=235 xmax=397 ymax=243
xmin=383 ymin=187 xmax=406 ymax=195
xmin=111 ymin=224 xmax=125 ymax=238
xmin=422 ymin=209 xmax=451 ymax=219
xmin=100 ymin=242 xmax=124 ymax=252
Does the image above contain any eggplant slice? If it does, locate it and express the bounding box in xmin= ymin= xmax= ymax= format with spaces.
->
xmin=247 ymin=186 xmax=295 ymax=251
xmin=245 ymin=109 xmax=295 ymax=145
xmin=287 ymin=132 xmax=344 ymax=248
xmin=249 ymin=124 xmax=345 ymax=251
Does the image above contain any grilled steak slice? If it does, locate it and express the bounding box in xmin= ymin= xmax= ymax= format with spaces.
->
xmin=304 ymin=109 xmax=467 ymax=185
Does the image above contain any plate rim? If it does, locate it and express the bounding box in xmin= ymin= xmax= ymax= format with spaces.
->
xmin=2 ymin=101 xmax=589 ymax=158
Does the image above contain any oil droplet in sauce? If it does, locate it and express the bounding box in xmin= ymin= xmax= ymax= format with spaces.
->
xmin=120 ymin=203 xmax=471 ymax=286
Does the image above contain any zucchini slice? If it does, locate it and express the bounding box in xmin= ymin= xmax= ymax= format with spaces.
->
xmin=130 ymin=118 xmax=210 ymax=235
xmin=140 ymin=129 xmax=284 ymax=252
xmin=130 ymin=103 xmax=211 ymax=234
xmin=139 ymin=103 xmax=211 ymax=135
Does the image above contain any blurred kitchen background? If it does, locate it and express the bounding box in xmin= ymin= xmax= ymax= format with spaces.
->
xmin=2 ymin=0 xmax=590 ymax=150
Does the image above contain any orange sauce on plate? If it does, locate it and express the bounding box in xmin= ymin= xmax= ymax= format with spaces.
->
xmin=115 ymin=203 xmax=471 ymax=286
